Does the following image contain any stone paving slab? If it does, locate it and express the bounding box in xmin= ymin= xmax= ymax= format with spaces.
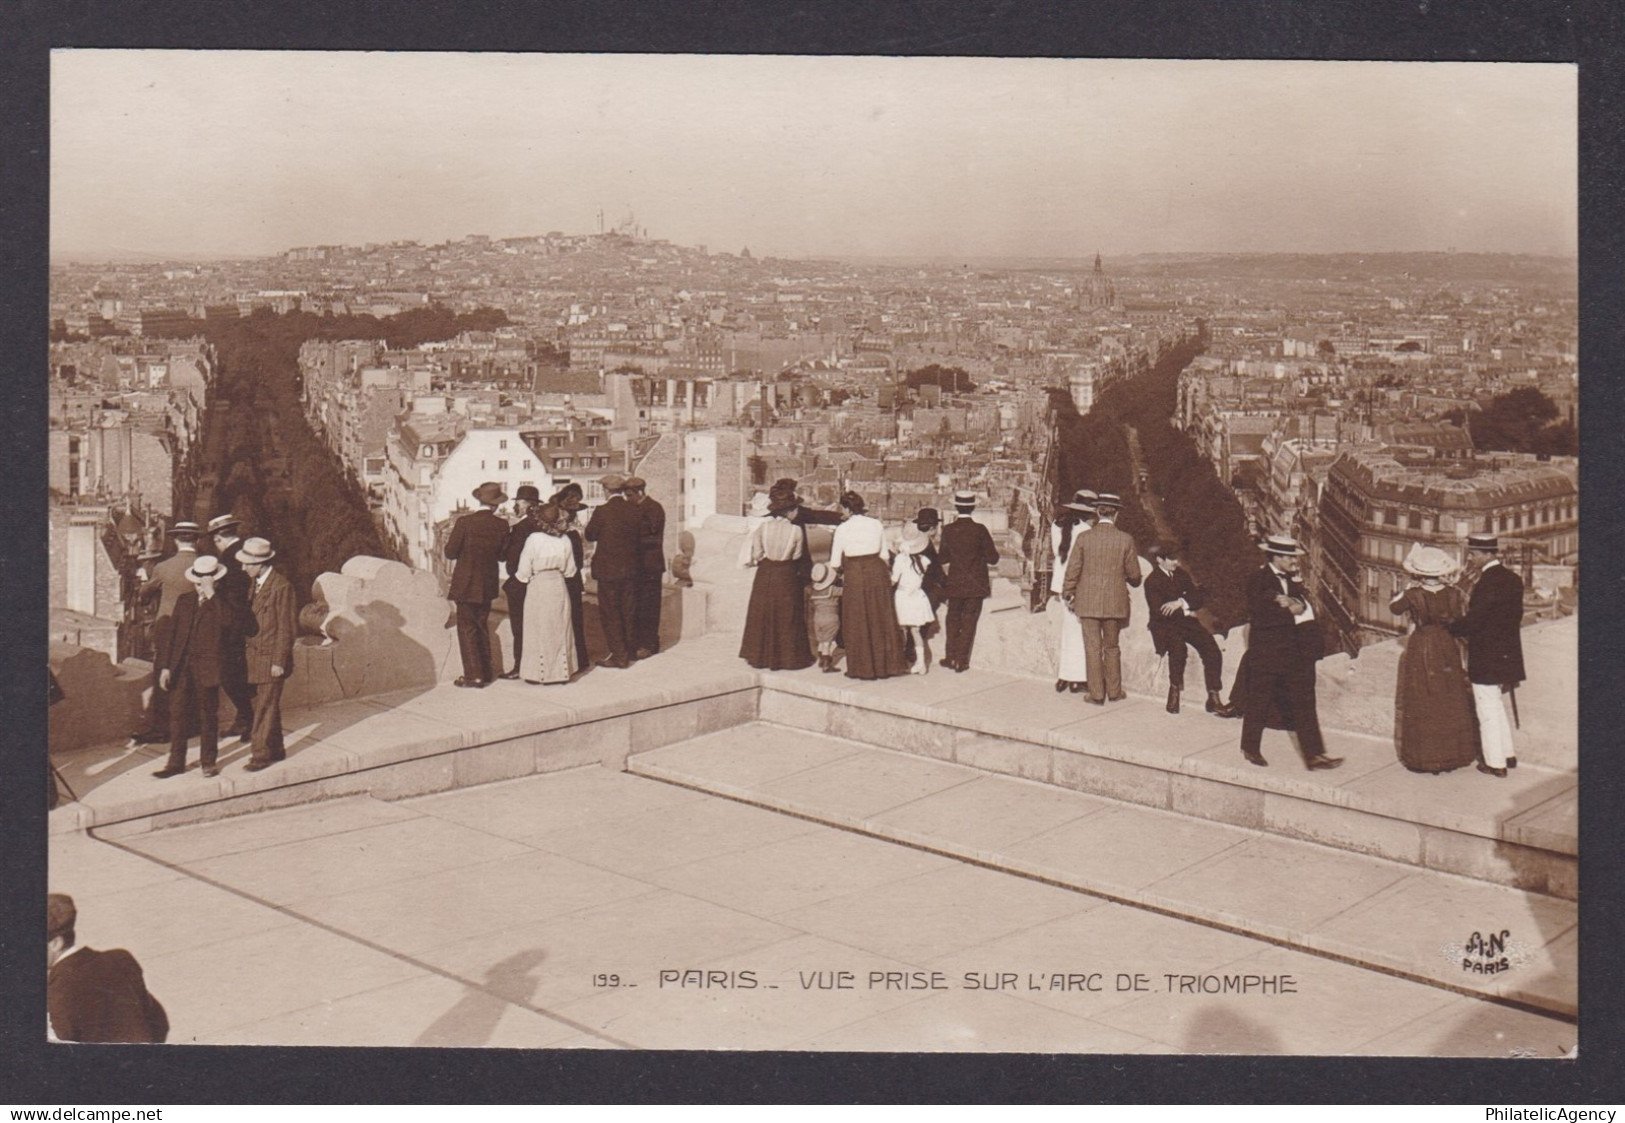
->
xmin=633 ymin=723 xmax=1578 ymax=1016
xmin=796 ymin=986 xmax=1158 ymax=1053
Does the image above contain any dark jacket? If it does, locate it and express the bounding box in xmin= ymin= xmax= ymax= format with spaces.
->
xmin=49 ymin=947 xmax=169 ymax=1044
xmin=939 ymin=517 xmax=1000 ymax=599
xmin=636 ymin=497 xmax=667 ymax=575
xmin=503 ymin=512 xmax=544 ymax=588
xmin=1449 ymin=562 xmax=1526 ymax=686
xmin=790 ymin=505 xmax=842 ymax=584
xmin=243 ymin=567 xmax=297 ymax=684
xmin=444 ymin=508 xmax=508 ymax=603
xmin=164 ymin=591 xmax=236 ymax=688
xmin=1243 ymin=564 xmax=1323 ymax=675
xmin=584 ymin=496 xmax=642 ymax=582
xmin=1144 ymin=565 xmax=1208 ymax=656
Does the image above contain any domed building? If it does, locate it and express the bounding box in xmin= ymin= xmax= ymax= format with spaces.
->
xmin=1078 ymin=252 xmax=1117 ymax=311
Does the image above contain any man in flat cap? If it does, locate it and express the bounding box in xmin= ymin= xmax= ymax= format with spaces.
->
xmin=1145 ymin=541 xmax=1237 ymax=717
xmin=584 ymin=473 xmax=641 ymax=668
xmin=1449 ymin=532 xmax=1526 ymax=777
xmin=500 ymin=485 xmax=545 ymax=679
xmin=238 ymin=538 xmax=296 ymax=772
xmin=937 ymin=491 xmax=1001 ymax=672
xmin=48 ymin=894 xmax=167 ymax=1044
xmin=1061 ymin=492 xmax=1141 ymax=705
xmin=207 ymin=513 xmax=255 ymax=741
xmin=445 ymin=482 xmax=509 ymax=687
xmin=1238 ymin=535 xmax=1342 ymax=770
xmin=624 ymin=476 xmax=666 ymax=659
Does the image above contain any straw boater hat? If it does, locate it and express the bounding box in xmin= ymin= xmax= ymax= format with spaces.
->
xmin=235 ymin=537 xmax=275 ymax=565
xmin=1094 ymin=491 xmax=1123 ymax=510
xmin=472 ymin=481 xmax=507 ymax=506
xmin=1402 ymin=543 xmax=1458 ymax=580
xmin=747 ymin=493 xmax=772 ymax=517
xmin=206 ymin=514 xmax=240 ymax=535
xmin=953 ymin=490 xmax=976 ymax=512
xmin=170 ymin=520 xmax=201 ymax=540
xmin=1260 ymin=534 xmax=1307 ymax=557
xmin=185 ymin=555 xmax=226 ymax=583
xmin=810 ymin=562 xmax=837 ymax=590
xmin=513 ymin=484 xmax=542 ymax=503
xmin=899 ymin=524 xmax=929 ymax=555
xmin=1466 ymin=532 xmax=1500 ymax=552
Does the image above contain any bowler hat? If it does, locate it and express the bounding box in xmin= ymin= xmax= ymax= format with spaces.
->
xmin=186 ymin=555 xmax=226 ymax=582
xmin=236 ymin=537 xmax=275 ymax=565
xmin=914 ymin=507 xmax=941 ymax=530
xmin=514 ymin=484 xmax=542 ymax=503
xmin=1466 ymin=532 xmax=1500 ymax=552
xmin=1260 ymin=534 xmax=1307 ymax=557
xmin=206 ymin=513 xmax=240 ymax=535
xmin=472 ymin=481 xmax=507 ymax=506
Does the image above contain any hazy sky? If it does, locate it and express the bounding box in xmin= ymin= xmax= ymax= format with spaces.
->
xmin=51 ymin=52 xmax=1577 ymax=260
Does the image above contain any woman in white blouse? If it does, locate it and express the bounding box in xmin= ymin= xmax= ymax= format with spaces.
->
xmin=829 ymin=491 xmax=909 ymax=680
xmin=738 ymin=496 xmax=816 ymax=670
xmin=513 ymin=503 xmax=579 ymax=685
xmin=1051 ymin=497 xmax=1095 ymax=693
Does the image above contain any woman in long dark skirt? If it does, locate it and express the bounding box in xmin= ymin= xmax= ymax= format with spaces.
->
xmin=829 ymin=490 xmax=909 ymax=680
xmin=1390 ymin=544 xmax=1479 ymax=773
xmin=551 ymin=483 xmax=592 ymax=673
xmin=739 ymin=497 xmax=815 ymax=670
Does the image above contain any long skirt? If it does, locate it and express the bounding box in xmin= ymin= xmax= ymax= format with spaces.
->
xmin=519 ymin=573 xmax=576 ymax=684
xmin=1056 ymin=602 xmax=1089 ymax=682
xmin=565 ymin=574 xmax=589 ymax=668
xmin=1394 ymin=624 xmax=1479 ymax=773
xmin=839 ymin=554 xmax=909 ymax=680
xmin=740 ymin=559 xmax=815 ymax=670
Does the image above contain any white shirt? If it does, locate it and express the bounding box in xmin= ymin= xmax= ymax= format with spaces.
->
xmin=829 ymin=514 xmax=890 ymax=568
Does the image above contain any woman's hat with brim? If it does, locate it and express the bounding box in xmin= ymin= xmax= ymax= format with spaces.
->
xmin=186 ymin=555 xmax=225 ymax=583
xmin=811 ymin=562 xmax=837 ymax=589
xmin=899 ymin=524 xmax=929 ymax=554
xmin=1063 ymin=499 xmax=1097 ymax=514
xmin=1402 ymin=543 xmax=1459 ymax=579
xmin=748 ymin=492 xmax=772 ymax=517
xmin=1260 ymin=534 xmax=1307 ymax=557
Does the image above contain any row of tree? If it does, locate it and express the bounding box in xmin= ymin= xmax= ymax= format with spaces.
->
xmin=1050 ymin=336 xmax=1260 ymax=631
xmin=178 ymin=305 xmax=511 ymax=601
xmin=1447 ymin=386 xmax=1577 ymax=457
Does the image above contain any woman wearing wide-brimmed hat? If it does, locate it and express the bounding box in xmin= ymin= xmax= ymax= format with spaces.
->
xmin=1049 ymin=493 xmax=1097 ymax=693
xmin=829 ymin=491 xmax=909 ymax=680
xmin=739 ymin=493 xmax=816 ymax=671
xmin=1389 ymin=543 xmax=1479 ymax=774
xmin=513 ymin=503 xmax=579 ymax=685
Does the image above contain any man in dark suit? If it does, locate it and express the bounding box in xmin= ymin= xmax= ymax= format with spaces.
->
xmin=1144 ymin=541 xmax=1238 ymax=717
xmin=444 ymin=482 xmax=510 ymax=688
xmin=583 ymin=473 xmax=641 ymax=668
xmin=1238 ymin=535 xmax=1342 ymax=770
xmin=238 ymin=538 xmax=297 ymax=772
xmin=208 ymin=513 xmax=255 ymax=740
xmin=500 ymin=485 xmax=544 ymax=679
xmin=626 ymin=476 xmax=666 ymax=658
xmin=1449 ymin=532 xmax=1526 ymax=777
xmin=156 ymin=555 xmax=237 ymax=778
xmin=128 ymin=520 xmax=203 ymax=747
xmin=1061 ymin=492 xmax=1142 ymax=704
xmin=938 ymin=491 xmax=1001 ymax=672
xmin=48 ymin=894 xmax=167 ymax=1044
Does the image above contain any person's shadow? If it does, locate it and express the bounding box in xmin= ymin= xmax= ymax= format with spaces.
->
xmin=296 ymin=599 xmax=439 ymax=752
xmin=411 ymin=949 xmax=549 ymax=1048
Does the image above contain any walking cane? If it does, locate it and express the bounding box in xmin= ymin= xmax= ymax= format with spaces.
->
xmin=1507 ymin=685 xmax=1521 ymax=730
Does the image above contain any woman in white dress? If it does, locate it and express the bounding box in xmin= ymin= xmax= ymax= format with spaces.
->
xmin=514 ymin=502 xmax=579 ymax=685
xmin=1051 ymin=495 xmax=1096 ymax=693
xmin=892 ymin=523 xmax=937 ymax=674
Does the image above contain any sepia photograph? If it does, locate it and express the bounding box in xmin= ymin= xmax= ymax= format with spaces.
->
xmin=43 ymin=50 xmax=1579 ymax=1061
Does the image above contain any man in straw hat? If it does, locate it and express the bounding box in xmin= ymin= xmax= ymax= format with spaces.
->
xmin=128 ymin=521 xmax=204 ymax=747
xmin=238 ymin=538 xmax=296 ymax=772
xmin=154 ymin=555 xmax=238 ymax=778
xmin=207 ymin=513 xmax=255 ymax=741
xmin=1449 ymin=532 xmax=1526 ymax=777
xmin=937 ymin=490 xmax=1001 ymax=672
xmin=445 ymin=482 xmax=510 ymax=687
xmin=1061 ymin=491 xmax=1141 ymax=704
xmin=584 ymin=473 xmax=641 ymax=668
xmin=1237 ymin=535 xmax=1342 ymax=770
